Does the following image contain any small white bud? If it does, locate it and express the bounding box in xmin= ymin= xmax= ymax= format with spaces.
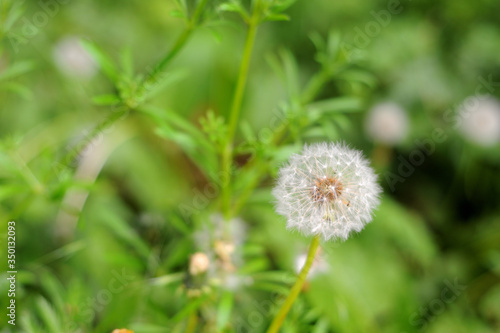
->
xmin=189 ymin=252 xmax=210 ymax=276
xmin=459 ymin=96 xmax=500 ymax=146
xmin=365 ymin=102 xmax=409 ymax=144
xmin=53 ymin=36 xmax=97 ymax=79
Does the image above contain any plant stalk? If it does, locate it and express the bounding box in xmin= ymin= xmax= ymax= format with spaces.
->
xmin=231 ymin=69 xmax=331 ymax=217
xmin=266 ymin=235 xmax=321 ymax=333
xmin=140 ymin=0 xmax=208 ymax=90
xmin=221 ymin=13 xmax=259 ymax=219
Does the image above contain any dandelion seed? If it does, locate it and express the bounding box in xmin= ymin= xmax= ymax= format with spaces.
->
xmin=459 ymin=96 xmax=500 ymax=146
xmin=272 ymin=142 xmax=381 ymax=241
xmin=365 ymin=102 xmax=409 ymax=144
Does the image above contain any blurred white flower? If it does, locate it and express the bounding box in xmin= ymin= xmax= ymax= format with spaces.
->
xmin=459 ymin=96 xmax=500 ymax=146
xmin=52 ymin=36 xmax=97 ymax=79
xmin=365 ymin=102 xmax=409 ymax=144
xmin=272 ymin=142 xmax=381 ymax=241
xmin=192 ymin=214 xmax=247 ymax=290
xmin=193 ymin=214 xmax=247 ymax=253
xmin=189 ymin=252 xmax=210 ymax=276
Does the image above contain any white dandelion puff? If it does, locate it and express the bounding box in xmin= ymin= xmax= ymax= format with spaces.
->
xmin=458 ymin=96 xmax=500 ymax=146
xmin=365 ymin=102 xmax=409 ymax=144
xmin=272 ymin=142 xmax=381 ymax=241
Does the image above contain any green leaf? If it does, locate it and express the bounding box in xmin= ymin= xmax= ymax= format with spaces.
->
xmin=337 ymin=69 xmax=377 ymax=88
xmin=140 ymin=70 xmax=187 ymax=103
xmin=40 ymin=272 xmax=66 ymax=314
xmin=20 ymin=312 xmax=39 ymax=333
xmin=270 ymin=0 xmax=297 ymax=12
xmin=119 ymin=46 xmax=134 ymax=80
xmin=35 ymin=297 xmax=62 ymax=333
xmin=251 ymin=271 xmax=295 ymax=284
xmin=240 ymin=120 xmax=256 ymax=143
xmin=271 ymin=144 xmax=302 ymax=165
xmin=0 ymin=184 xmax=25 ymax=200
xmin=250 ymin=282 xmax=291 ymax=295
xmin=219 ymin=1 xmax=250 ymax=21
xmin=199 ymin=110 xmax=227 ymax=151
xmin=168 ymin=212 xmax=191 ymax=236
xmin=307 ymin=96 xmax=363 ymax=117
xmin=139 ymin=106 xmax=218 ymax=177
xmin=311 ymin=317 xmax=330 ymax=333
xmin=174 ymin=0 xmax=188 ymax=14
xmin=375 ymin=197 xmax=437 ymax=266
xmin=0 ymin=60 xmax=34 ymax=81
xmin=3 ymin=4 xmax=24 ymax=32
xmin=264 ymin=13 xmax=290 ymax=21
xmin=239 ymin=257 xmax=269 ymax=274
xmin=92 ymin=94 xmax=122 ymax=106
xmin=170 ymin=9 xmax=187 ymax=19
xmin=149 ymin=272 xmax=185 ymax=286
xmin=267 ymin=49 xmax=300 ymax=97
xmin=0 ymin=82 xmax=32 ymax=99
xmin=170 ymin=294 xmax=210 ymax=323
xmin=100 ymin=210 xmax=151 ymax=260
xmin=216 ymin=291 xmax=234 ymax=331
xmin=326 ymin=30 xmax=342 ymax=60
xmin=81 ymin=39 xmax=119 ymax=84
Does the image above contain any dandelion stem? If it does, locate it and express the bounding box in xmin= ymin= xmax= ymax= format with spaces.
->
xmin=267 ymin=235 xmax=321 ymax=333
xmin=221 ymin=11 xmax=259 ymax=219
xmin=186 ymin=312 xmax=198 ymax=333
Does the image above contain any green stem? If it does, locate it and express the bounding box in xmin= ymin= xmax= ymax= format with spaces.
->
xmin=139 ymin=0 xmax=208 ymax=90
xmin=185 ymin=312 xmax=198 ymax=333
xmin=221 ymin=14 xmax=259 ymax=219
xmin=231 ymin=69 xmax=331 ymax=217
xmin=267 ymin=235 xmax=321 ymax=333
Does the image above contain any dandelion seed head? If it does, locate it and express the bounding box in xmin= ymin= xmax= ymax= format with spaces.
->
xmin=272 ymin=142 xmax=381 ymax=241
xmin=459 ymin=96 xmax=500 ymax=146
xmin=365 ymin=102 xmax=408 ymax=144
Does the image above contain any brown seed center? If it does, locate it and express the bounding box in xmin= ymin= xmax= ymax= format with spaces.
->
xmin=311 ymin=176 xmax=343 ymax=202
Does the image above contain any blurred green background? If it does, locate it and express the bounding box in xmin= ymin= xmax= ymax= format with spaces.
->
xmin=1 ymin=0 xmax=500 ymax=332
